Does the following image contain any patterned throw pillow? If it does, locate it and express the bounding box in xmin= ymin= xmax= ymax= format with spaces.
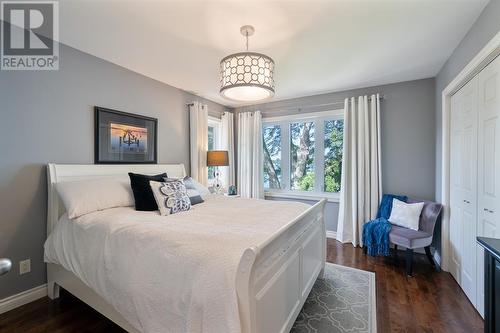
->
xmin=162 ymin=177 xmax=206 ymax=205
xmin=149 ymin=180 xmax=191 ymax=216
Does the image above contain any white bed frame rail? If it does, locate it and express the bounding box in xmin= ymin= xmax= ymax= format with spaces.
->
xmin=46 ymin=163 xmax=326 ymax=333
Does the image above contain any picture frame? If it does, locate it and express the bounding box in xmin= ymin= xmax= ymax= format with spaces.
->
xmin=94 ymin=107 xmax=158 ymax=164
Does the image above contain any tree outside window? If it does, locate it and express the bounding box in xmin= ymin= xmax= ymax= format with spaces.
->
xmin=324 ymin=120 xmax=343 ymax=193
xmin=263 ymin=125 xmax=282 ymax=189
xmin=290 ymin=122 xmax=315 ymax=191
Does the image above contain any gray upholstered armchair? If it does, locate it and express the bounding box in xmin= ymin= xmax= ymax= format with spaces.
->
xmin=390 ymin=198 xmax=442 ymax=276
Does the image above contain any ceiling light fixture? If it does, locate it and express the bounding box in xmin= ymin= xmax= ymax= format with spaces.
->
xmin=219 ymin=25 xmax=275 ymax=102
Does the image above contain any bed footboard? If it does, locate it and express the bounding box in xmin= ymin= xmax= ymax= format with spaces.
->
xmin=236 ymin=199 xmax=327 ymax=333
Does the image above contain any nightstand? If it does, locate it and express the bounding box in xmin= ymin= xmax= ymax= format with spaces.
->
xmin=224 ymin=194 xmax=240 ymax=198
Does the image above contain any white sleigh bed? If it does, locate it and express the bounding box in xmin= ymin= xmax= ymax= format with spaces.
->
xmin=46 ymin=163 xmax=326 ymax=333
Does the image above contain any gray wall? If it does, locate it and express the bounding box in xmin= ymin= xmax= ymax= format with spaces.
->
xmin=435 ymin=0 xmax=500 ymax=202
xmin=236 ymin=78 xmax=436 ymax=232
xmin=0 ymin=43 xmax=228 ymax=299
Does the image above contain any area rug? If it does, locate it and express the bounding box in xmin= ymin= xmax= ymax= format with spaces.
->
xmin=291 ymin=263 xmax=377 ymax=333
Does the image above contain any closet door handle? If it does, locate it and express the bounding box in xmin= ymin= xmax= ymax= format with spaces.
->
xmin=484 ymin=208 xmax=489 ymax=211
xmin=489 ymin=209 xmax=495 ymax=214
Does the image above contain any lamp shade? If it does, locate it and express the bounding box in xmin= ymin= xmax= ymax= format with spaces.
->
xmin=207 ymin=150 xmax=229 ymax=166
xmin=220 ymin=52 xmax=275 ymax=102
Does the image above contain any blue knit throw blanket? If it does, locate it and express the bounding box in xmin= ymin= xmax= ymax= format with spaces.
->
xmin=363 ymin=194 xmax=408 ymax=256
xmin=362 ymin=218 xmax=392 ymax=256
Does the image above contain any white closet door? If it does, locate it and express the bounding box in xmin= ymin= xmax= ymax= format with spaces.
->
xmin=449 ymin=76 xmax=478 ymax=304
xmin=476 ymin=55 xmax=500 ymax=317
xmin=459 ymin=77 xmax=478 ymax=306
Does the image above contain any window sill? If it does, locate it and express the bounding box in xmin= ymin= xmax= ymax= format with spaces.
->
xmin=264 ymin=191 xmax=340 ymax=203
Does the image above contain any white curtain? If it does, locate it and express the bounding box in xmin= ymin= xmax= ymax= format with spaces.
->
xmin=336 ymin=94 xmax=382 ymax=247
xmin=237 ymin=111 xmax=263 ymax=199
xmin=221 ymin=112 xmax=235 ymax=187
xmin=189 ymin=101 xmax=208 ymax=186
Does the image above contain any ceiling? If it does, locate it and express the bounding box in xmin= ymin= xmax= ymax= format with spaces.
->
xmin=58 ymin=0 xmax=489 ymax=107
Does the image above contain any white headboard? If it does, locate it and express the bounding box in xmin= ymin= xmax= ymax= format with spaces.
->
xmin=47 ymin=163 xmax=186 ymax=236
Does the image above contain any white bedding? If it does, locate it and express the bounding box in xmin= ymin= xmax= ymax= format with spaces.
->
xmin=44 ymin=195 xmax=309 ymax=333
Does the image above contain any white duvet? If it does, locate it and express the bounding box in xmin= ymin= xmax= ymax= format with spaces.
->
xmin=44 ymin=195 xmax=309 ymax=333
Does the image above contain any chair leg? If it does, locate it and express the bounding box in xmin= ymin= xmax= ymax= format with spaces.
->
xmin=393 ymin=244 xmax=398 ymax=259
xmin=425 ymin=246 xmax=436 ymax=268
xmin=405 ymin=248 xmax=413 ymax=276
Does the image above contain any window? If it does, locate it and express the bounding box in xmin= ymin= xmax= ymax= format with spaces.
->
xmin=262 ymin=110 xmax=344 ymax=199
xmin=290 ymin=122 xmax=315 ymax=191
xmin=208 ymin=117 xmax=221 ymax=183
xmin=263 ymin=124 xmax=282 ymax=189
xmin=324 ymin=119 xmax=343 ymax=193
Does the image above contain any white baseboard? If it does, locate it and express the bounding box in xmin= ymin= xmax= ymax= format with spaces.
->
xmin=326 ymin=231 xmax=337 ymax=239
xmin=0 ymin=284 xmax=47 ymax=314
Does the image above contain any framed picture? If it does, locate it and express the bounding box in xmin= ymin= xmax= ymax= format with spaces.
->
xmin=94 ymin=107 xmax=157 ymax=164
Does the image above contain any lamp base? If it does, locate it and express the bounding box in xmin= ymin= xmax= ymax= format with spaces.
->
xmin=213 ymin=167 xmax=223 ymax=194
xmin=0 ymin=258 xmax=12 ymax=276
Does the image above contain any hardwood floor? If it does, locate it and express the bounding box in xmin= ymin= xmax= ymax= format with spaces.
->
xmin=327 ymin=240 xmax=483 ymax=333
xmin=0 ymin=239 xmax=484 ymax=333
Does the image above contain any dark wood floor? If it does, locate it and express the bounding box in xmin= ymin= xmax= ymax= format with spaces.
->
xmin=0 ymin=239 xmax=484 ymax=333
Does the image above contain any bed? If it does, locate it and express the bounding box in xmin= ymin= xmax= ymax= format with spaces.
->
xmin=45 ymin=163 xmax=326 ymax=333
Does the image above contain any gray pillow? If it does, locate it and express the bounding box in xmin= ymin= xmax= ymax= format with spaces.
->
xmin=182 ymin=177 xmax=211 ymax=196
xmin=187 ymin=189 xmax=204 ymax=205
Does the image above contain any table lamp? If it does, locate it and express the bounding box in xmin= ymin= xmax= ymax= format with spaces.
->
xmin=207 ymin=150 xmax=228 ymax=193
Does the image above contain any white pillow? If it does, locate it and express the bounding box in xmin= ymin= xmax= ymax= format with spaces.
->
xmin=389 ymin=199 xmax=425 ymax=231
xmin=57 ymin=177 xmax=134 ymax=219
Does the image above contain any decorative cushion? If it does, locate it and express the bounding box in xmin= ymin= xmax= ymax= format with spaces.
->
xmin=389 ymin=199 xmax=424 ymax=231
xmin=181 ymin=177 xmax=211 ymax=197
xmin=377 ymin=194 xmax=408 ymax=219
xmin=186 ymin=189 xmax=204 ymax=205
xmin=57 ymin=177 xmax=134 ymax=219
xmin=128 ymin=173 xmax=168 ymax=211
xmin=162 ymin=177 xmax=205 ymax=205
xmin=150 ymin=180 xmax=191 ymax=216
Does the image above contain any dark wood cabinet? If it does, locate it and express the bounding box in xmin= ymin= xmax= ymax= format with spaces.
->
xmin=478 ymin=237 xmax=500 ymax=333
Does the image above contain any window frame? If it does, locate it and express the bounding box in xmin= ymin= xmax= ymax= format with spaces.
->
xmin=262 ymin=109 xmax=344 ymax=202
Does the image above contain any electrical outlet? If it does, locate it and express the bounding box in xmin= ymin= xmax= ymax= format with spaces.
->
xmin=19 ymin=259 xmax=31 ymax=275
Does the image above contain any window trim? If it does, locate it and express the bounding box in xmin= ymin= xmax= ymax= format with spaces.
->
xmin=262 ymin=109 xmax=344 ymax=200
xmin=264 ymin=191 xmax=340 ymax=203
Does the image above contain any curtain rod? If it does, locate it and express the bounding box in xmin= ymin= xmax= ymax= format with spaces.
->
xmin=189 ymin=94 xmax=385 ymax=110
xmin=256 ymin=94 xmax=386 ymax=112
xmin=235 ymin=94 xmax=386 ymax=113
xmin=186 ymin=102 xmax=207 ymax=108
xmin=186 ymin=102 xmax=231 ymax=116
